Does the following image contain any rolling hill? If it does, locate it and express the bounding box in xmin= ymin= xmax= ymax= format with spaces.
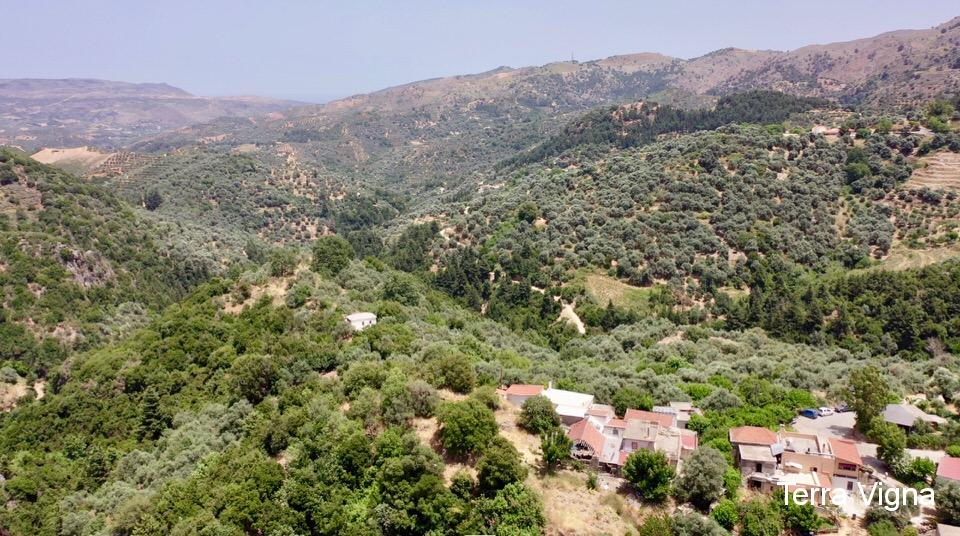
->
xmin=0 ymin=149 xmax=211 ymax=375
xmin=3 ymin=13 xmax=960 ymax=536
xmin=126 ymin=16 xmax=960 ymax=196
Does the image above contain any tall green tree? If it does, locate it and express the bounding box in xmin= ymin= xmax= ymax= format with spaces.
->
xmin=675 ymin=447 xmax=728 ymax=511
xmin=937 ymin=481 xmax=960 ymax=525
xmin=869 ymin=420 xmax=907 ymax=468
xmin=518 ymin=395 xmax=560 ymax=434
xmin=138 ymin=386 xmax=166 ymax=441
xmin=437 ymin=399 xmax=498 ymax=456
xmin=539 ymin=428 xmax=572 ymax=469
xmin=311 ymin=235 xmax=355 ymax=276
xmin=622 ymin=449 xmax=675 ymax=502
xmin=848 ymin=366 xmax=894 ymax=433
xmin=390 ymin=222 xmax=438 ymax=272
xmin=612 ymin=387 xmax=653 ymax=416
xmin=476 ymin=436 xmax=527 ymax=495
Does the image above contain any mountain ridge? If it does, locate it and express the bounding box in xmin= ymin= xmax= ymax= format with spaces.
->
xmin=122 ymin=15 xmax=958 ymax=196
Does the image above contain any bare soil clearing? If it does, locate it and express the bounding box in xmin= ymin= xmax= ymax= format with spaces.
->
xmin=32 ymin=146 xmax=114 ymax=172
xmin=528 ymin=470 xmax=640 ymax=536
xmin=558 ymin=303 xmax=586 ymax=335
xmin=0 ymin=379 xmax=29 ymax=411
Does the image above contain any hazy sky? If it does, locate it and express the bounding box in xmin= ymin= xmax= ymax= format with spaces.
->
xmin=3 ymin=1 xmax=958 ymax=102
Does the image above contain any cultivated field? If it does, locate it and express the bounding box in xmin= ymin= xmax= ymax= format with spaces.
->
xmin=582 ymin=272 xmax=655 ymax=312
xmin=907 ymin=151 xmax=960 ymax=191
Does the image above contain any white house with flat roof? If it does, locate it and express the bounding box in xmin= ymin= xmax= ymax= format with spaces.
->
xmin=345 ymin=312 xmax=377 ymax=331
xmin=543 ymin=386 xmax=594 ymax=425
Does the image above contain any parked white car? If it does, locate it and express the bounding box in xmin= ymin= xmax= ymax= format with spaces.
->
xmin=817 ymin=407 xmax=834 ymax=417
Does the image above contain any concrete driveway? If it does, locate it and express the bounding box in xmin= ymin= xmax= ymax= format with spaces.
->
xmin=793 ymin=412 xmax=858 ymax=440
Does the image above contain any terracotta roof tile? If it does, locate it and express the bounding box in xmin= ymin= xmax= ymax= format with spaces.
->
xmin=605 ymin=418 xmax=627 ymax=428
xmin=728 ymin=426 xmax=778 ymax=446
xmin=828 ymin=438 xmax=863 ymax=467
xmin=505 ymin=384 xmax=543 ymax=396
xmin=625 ymin=409 xmax=675 ymax=427
xmin=568 ymin=419 xmax=605 ymax=454
xmin=939 ymin=457 xmax=960 ymax=482
xmin=587 ymin=404 xmax=615 ymax=418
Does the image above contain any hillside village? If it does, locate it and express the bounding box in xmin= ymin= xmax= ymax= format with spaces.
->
xmin=501 ymin=380 xmax=960 ymax=535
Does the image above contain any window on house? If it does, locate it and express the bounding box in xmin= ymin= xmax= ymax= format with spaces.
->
xmin=755 ymin=463 xmax=762 ymax=472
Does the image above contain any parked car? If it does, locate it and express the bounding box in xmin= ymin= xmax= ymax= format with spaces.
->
xmin=818 ymin=407 xmax=834 ymax=417
xmin=799 ymin=408 xmax=819 ymax=419
xmin=835 ymin=403 xmax=851 ymax=413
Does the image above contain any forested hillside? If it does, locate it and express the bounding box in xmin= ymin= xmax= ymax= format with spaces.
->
xmin=504 ymin=91 xmax=830 ymax=166
xmin=0 ymin=149 xmax=210 ymax=375
xmin=430 ymin=111 xmax=911 ymax=291
xmin=3 ymin=244 xmax=943 ymax=534
xmin=79 ymin=147 xmax=404 ymax=265
xmin=380 ymin=93 xmax=960 ymax=363
xmin=2 ymin=14 xmax=960 ymax=536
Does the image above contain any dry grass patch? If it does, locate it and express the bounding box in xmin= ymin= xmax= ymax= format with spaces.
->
xmin=529 ymin=470 xmax=640 ymax=536
xmin=871 ymin=243 xmax=960 ymax=271
xmin=0 ymin=379 xmax=29 ymax=411
xmin=31 ymin=146 xmax=114 ymax=175
xmin=583 ymin=273 xmax=653 ymax=311
xmin=494 ymin=398 xmax=541 ymax=465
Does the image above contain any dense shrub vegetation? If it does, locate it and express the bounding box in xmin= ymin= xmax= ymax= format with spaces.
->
xmin=2 ymin=87 xmax=959 ymax=534
xmin=0 ymin=149 xmax=209 ymax=374
xmin=505 ymin=90 xmax=829 ymax=166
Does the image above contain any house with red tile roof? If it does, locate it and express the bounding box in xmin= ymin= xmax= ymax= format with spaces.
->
xmin=731 ymin=425 xmax=871 ymax=494
xmin=586 ymin=403 xmax=616 ymax=428
xmin=729 ymin=426 xmax=779 ymax=446
xmin=828 ymin=438 xmax=866 ymax=489
xmin=504 ymin=384 xmax=543 ymax=406
xmin=938 ymin=456 xmax=960 ymax=485
xmin=652 ymin=402 xmax=702 ymax=429
xmin=568 ymin=419 xmax=606 ymax=466
xmin=602 ymin=418 xmax=627 ymax=437
xmin=624 ymin=408 xmax=676 ymax=428
xmin=507 ymin=383 xmax=702 ymax=474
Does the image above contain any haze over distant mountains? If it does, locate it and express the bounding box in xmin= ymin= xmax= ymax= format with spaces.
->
xmin=0 ymin=78 xmax=302 ymax=149
xmin=4 ymin=15 xmax=960 ymax=178
xmin=119 ymin=16 xmax=959 ymax=193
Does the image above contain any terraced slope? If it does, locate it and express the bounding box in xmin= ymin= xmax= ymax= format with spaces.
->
xmin=908 ymin=151 xmax=960 ymax=191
